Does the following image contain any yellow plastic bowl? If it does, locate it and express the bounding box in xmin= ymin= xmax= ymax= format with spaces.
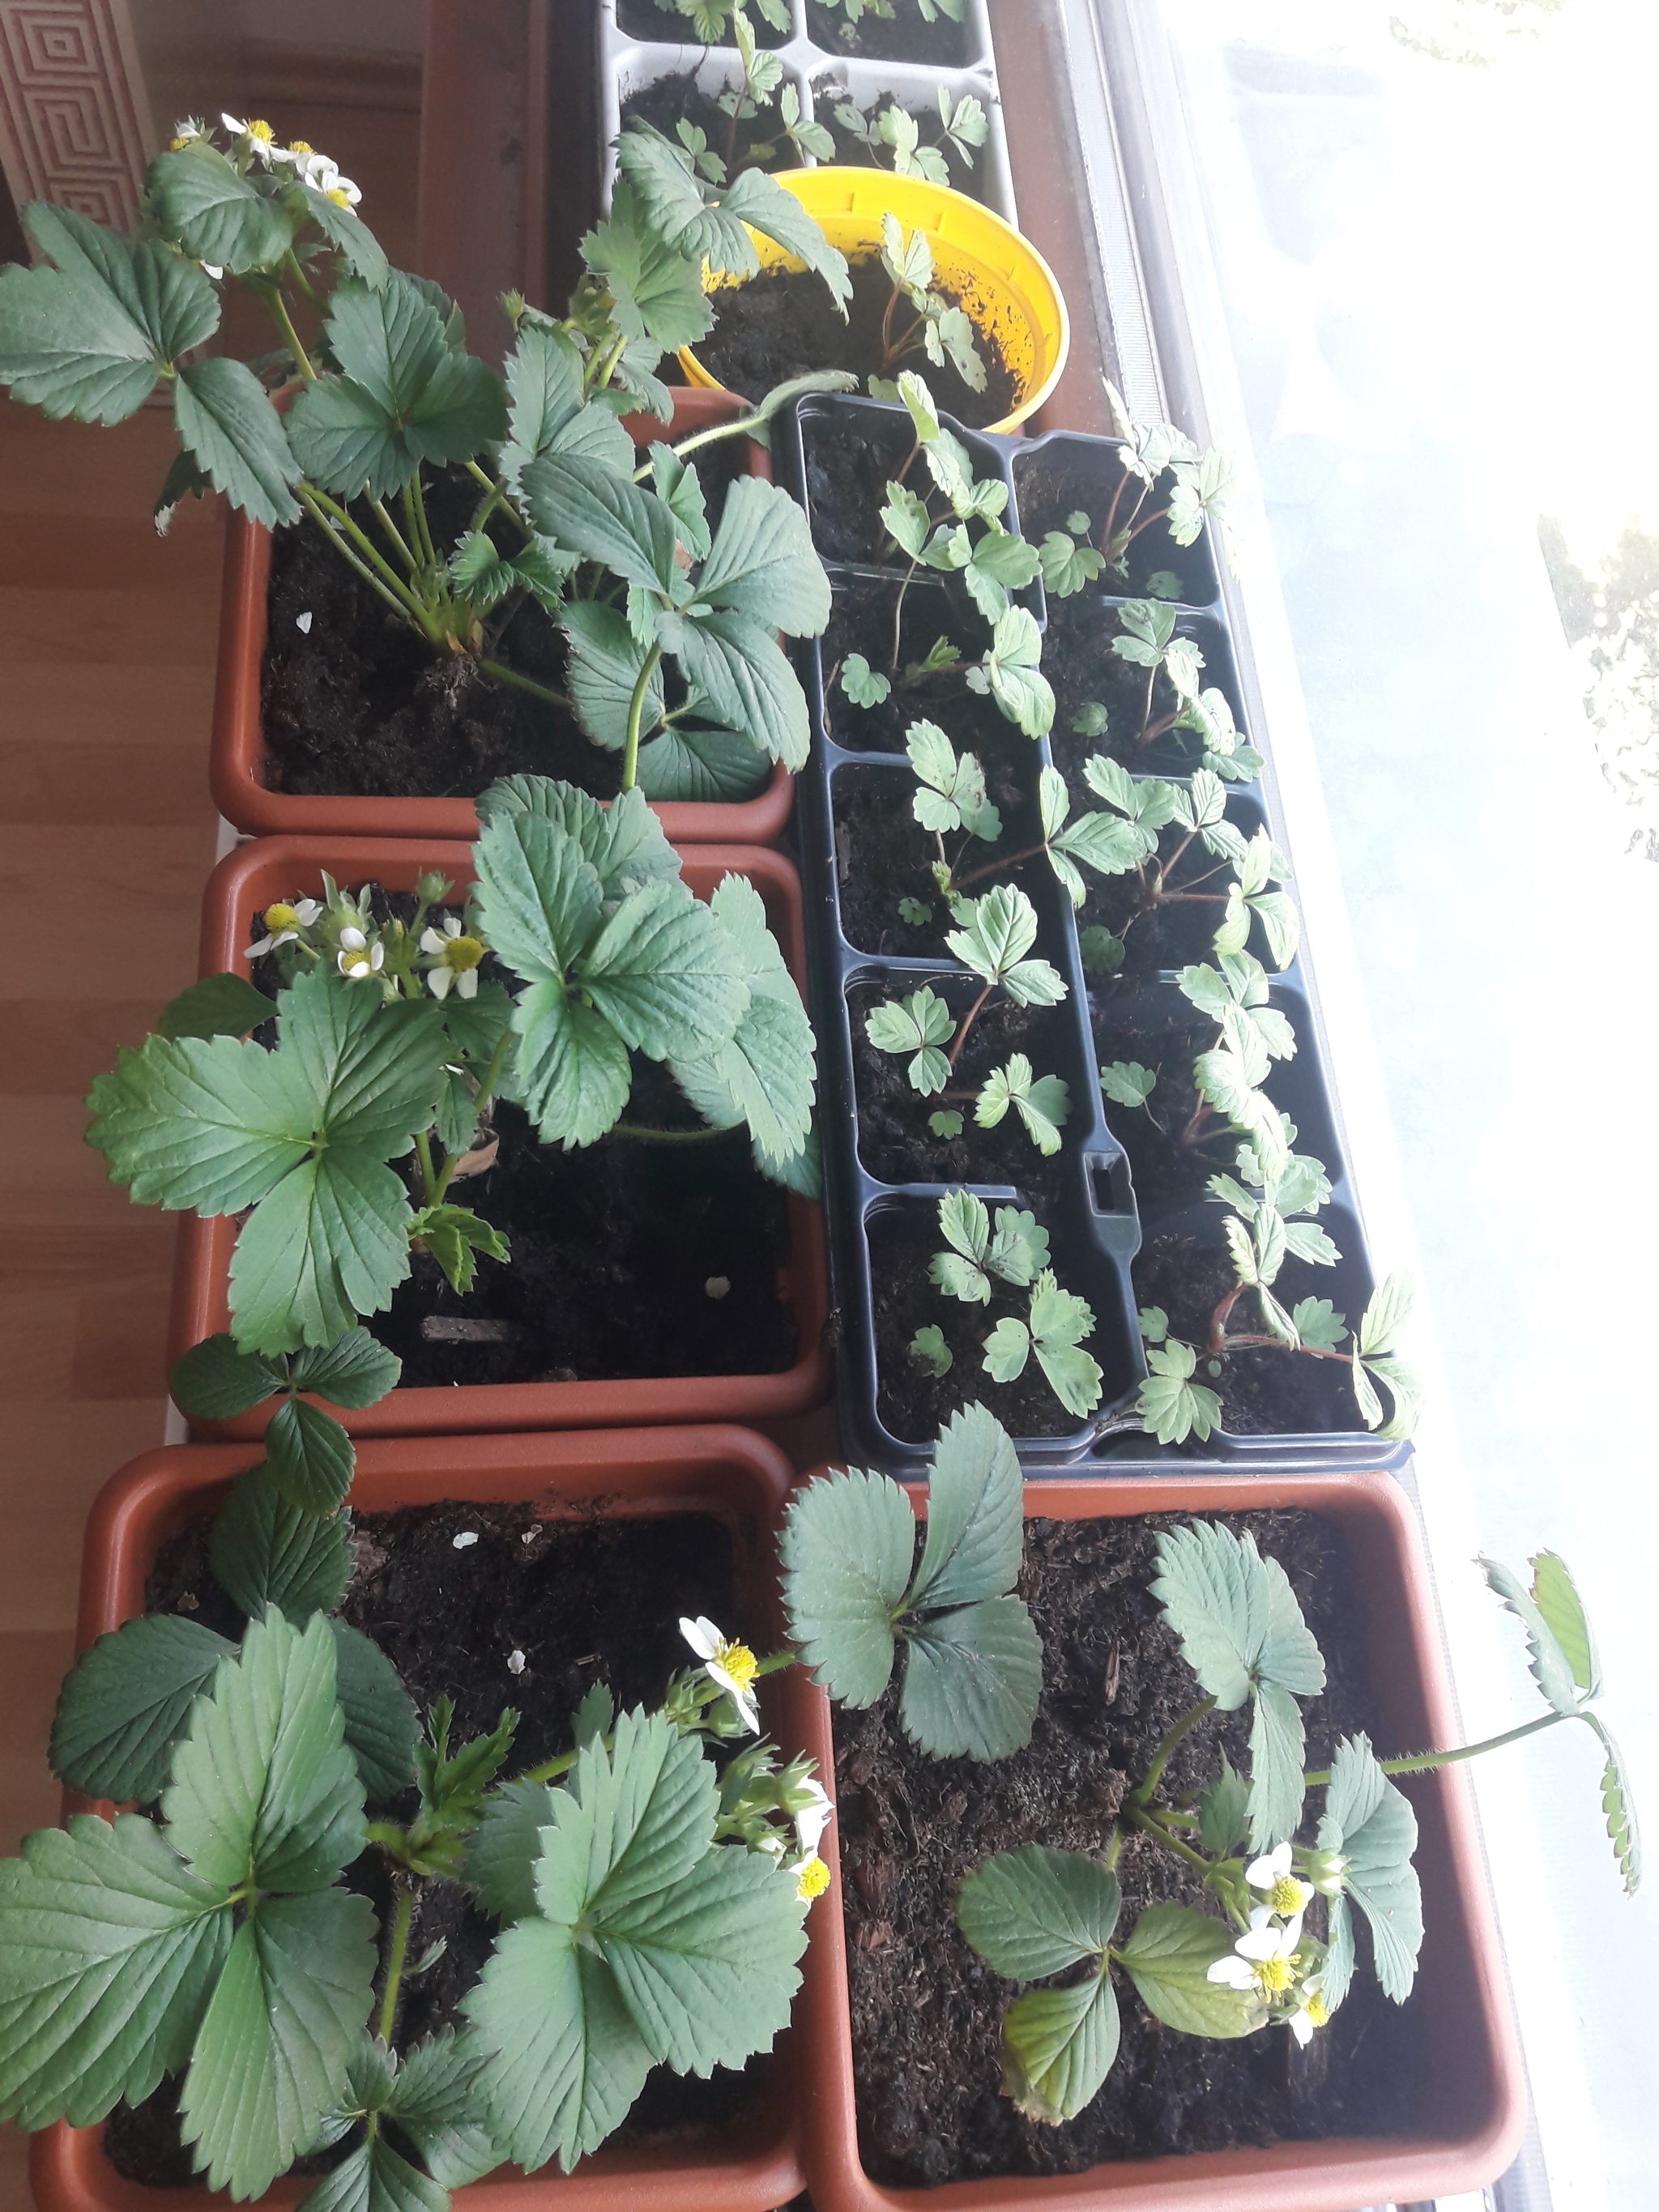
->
xmin=678 ymin=168 xmax=1070 ymax=437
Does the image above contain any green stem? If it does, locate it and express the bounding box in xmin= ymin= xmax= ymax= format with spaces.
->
xmin=522 ymin=1747 xmax=578 ymax=1785
xmin=403 ymin=478 xmax=437 ymax=577
xmin=302 ymin=484 xmax=438 ymax=633
xmin=586 ymin=330 xmax=629 ymax=395
xmin=1127 ymin=1805 xmax=1215 ymax=1881
xmin=1305 ymin=1707 xmax=1571 ymax=1786
xmin=631 ymin=411 xmax=764 ymax=480
xmin=371 ymin=499 xmax=418 ymax=575
xmin=1127 ymin=1694 xmax=1218 ymax=1809
xmin=377 ymin=1882 xmax=416 ymax=2044
xmin=610 ymin=1119 xmax=743 ymax=1144
xmin=268 ymin=288 xmax=317 ymax=381
xmin=297 ymin=488 xmax=428 ymax=631
xmin=414 ymin=1131 xmax=439 ymax=1209
xmin=476 ymin=656 xmax=573 ymax=712
xmin=619 ymin=641 xmax=664 ymax=792
xmin=283 ymin=248 xmax=322 ymax=306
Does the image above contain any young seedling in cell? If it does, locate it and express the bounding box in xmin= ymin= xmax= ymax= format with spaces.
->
xmin=873 ymin=212 xmax=986 ymax=391
xmin=925 ymin=1195 xmax=1102 ymax=1417
xmin=1038 ymin=508 xmax=1108 ymax=599
xmin=957 ymin=1523 xmax=1636 ymax=2129
xmin=833 ymin=86 xmax=987 ymax=183
xmin=1094 ymin=377 xmax=1237 ymax=578
xmin=815 ymin=0 xmax=968 ymax=49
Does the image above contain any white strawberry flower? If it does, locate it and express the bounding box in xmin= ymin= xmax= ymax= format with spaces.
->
xmin=336 ymin=927 xmax=384 ymax=981
xmin=420 ymin=914 xmax=486 ymax=1001
xmin=793 ymin=1775 xmax=834 ymax=1856
xmin=245 ymin=897 xmax=322 ymax=957
xmin=221 ymin=113 xmax=277 ymax=162
xmin=1244 ymin=1840 xmax=1313 ymax=1922
xmin=1207 ymin=1905 xmax=1305 ymax=1998
xmin=1286 ymin=1969 xmax=1330 ymax=2046
xmin=679 ymin=1614 xmax=761 ymax=1733
xmin=301 ymin=153 xmax=363 ymax=208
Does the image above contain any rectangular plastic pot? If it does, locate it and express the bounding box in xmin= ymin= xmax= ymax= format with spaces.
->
xmin=31 ymin=1422 xmax=830 ymax=2212
xmin=167 ymin=835 xmax=829 ymax=1438
xmin=785 ymin=394 xmax=1402 ymax=1474
xmin=794 ymin=1465 xmax=1526 ymax=2212
xmin=209 ymin=387 xmax=795 ymax=845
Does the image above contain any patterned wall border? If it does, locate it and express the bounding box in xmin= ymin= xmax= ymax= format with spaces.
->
xmin=0 ymin=0 xmax=154 ymax=240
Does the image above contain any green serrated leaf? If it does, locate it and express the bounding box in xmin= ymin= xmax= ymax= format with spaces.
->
xmin=162 ymin=1608 xmax=365 ymax=1894
xmin=265 ymin=1396 xmax=356 ymax=1516
xmin=171 ymin=1334 xmax=286 ymax=1420
xmin=1115 ymin=1902 xmax=1263 ymax=2038
xmin=908 ymin=1325 xmax=953 ymax=1378
xmin=1000 ymin=1967 xmax=1119 ymax=2125
xmin=1137 ymin=1340 xmax=1222 ymax=1445
xmin=901 ymin=1596 xmax=1042 ymax=1762
xmin=179 ymin=1889 xmax=377 ymax=2198
xmin=330 ymin=1622 xmax=419 ymax=1804
xmin=1584 ymin=1713 xmax=1641 ymax=1899
xmin=49 ymin=1616 xmax=237 ymax=1805
xmin=907 ymin=1401 xmax=1022 ymax=1613
xmin=695 ymin=474 xmax=830 ymax=637
xmin=210 ymin=1464 xmax=352 ymax=1626
xmin=1479 ymin=1554 xmax=1580 ymax=1717
xmin=1316 ymin=1733 xmax=1423 ymax=2005
xmin=1528 ymin=1553 xmax=1601 ymax=1697
xmin=1150 ymin=1521 xmax=1325 ymax=1713
xmin=386 ymin=2028 xmax=506 ymax=2189
xmin=296 ymin=2133 xmax=448 ymax=2212
xmin=174 ymin=356 xmax=301 ymax=528
xmin=289 ymin=1329 xmax=402 ymax=1411
xmin=148 ymin=147 xmax=293 ymax=272
xmin=1196 ymin=1755 xmax=1250 ymax=1856
xmin=0 ymin=1811 xmax=232 ymax=2129
xmin=157 ymin=972 xmax=275 ymax=1044
xmin=779 ymin=1468 xmax=916 ymax=1708
xmin=955 ymin=1846 xmax=1120 ymax=1979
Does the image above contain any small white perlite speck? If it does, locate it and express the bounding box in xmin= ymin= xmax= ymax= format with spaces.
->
xmin=705 ymin=1275 xmax=731 ymax=1299
xmin=452 ymin=1531 xmax=479 ymax=1549
xmin=296 ymin=610 xmax=313 ymax=633
xmin=507 ymin=1650 xmax=526 ymax=1675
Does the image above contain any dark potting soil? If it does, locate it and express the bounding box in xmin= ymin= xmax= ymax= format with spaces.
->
xmin=617 ymin=0 xmax=792 ymax=40
xmin=245 ymin=890 xmax=799 ymax=1390
xmin=868 ymin=1204 xmax=1128 ymax=1443
xmin=1090 ymin=1002 xmax=1231 ymax=1223
xmin=803 ymin=406 xmax=922 ymax=565
xmin=849 ymin=981 xmax=1077 ymax=1200
xmin=838 ymin=1507 xmax=1429 ymax=2185
xmin=821 ymin=577 xmax=1006 ymax=754
xmin=1135 ymin=1225 xmax=1363 ymax=1436
xmin=806 ymin=0 xmax=975 ymax=64
xmin=833 ymin=754 xmax=1049 ymax=958
xmin=260 ymin=450 xmax=751 ymax=805
xmin=111 ymin=1502 xmax=772 ymax=2184
xmin=813 ymin=87 xmax=993 ymax=207
xmin=375 ymin=1075 xmax=798 ymax=1390
xmin=696 ymin=258 xmax=1018 ymax=432
xmin=1011 ymin=445 xmax=1219 ymax=608
xmin=1043 ymin=596 xmax=1227 ymax=785
xmin=621 ymin=69 xmax=799 ymax=173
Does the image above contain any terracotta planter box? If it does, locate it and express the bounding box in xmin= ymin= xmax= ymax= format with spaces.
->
xmin=795 ymin=1468 xmax=1526 ymax=2212
xmin=209 ymin=388 xmax=795 ymax=845
xmin=168 ymin=835 xmax=829 ymax=1438
xmin=32 ymin=1423 xmax=832 ymax=2212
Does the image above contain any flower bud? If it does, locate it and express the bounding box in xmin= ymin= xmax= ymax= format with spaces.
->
xmin=416 ymin=871 xmax=453 ymax=906
xmin=1303 ymin=1848 xmax=1348 ymax=1897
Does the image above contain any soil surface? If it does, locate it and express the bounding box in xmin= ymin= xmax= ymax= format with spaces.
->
xmin=868 ymin=1200 xmax=1134 ymax=1444
xmin=1012 ymin=445 xmax=1219 ymax=608
xmin=802 ymin=408 xmax=1011 ymax=569
xmin=113 ymin=1503 xmax=773 ymax=2184
xmin=832 ymin=755 xmax=1050 ymax=958
xmin=813 ymin=87 xmax=993 ymax=207
xmin=1133 ymin=1224 xmax=1364 ymax=1436
xmin=1043 ymin=598 xmax=1239 ymax=785
xmin=375 ymin=1081 xmax=798 ymax=1391
xmin=618 ymin=0 xmax=791 ymax=41
xmin=621 ymin=69 xmax=798 ymax=173
xmin=806 ymin=0 xmax=975 ymax=63
xmin=849 ymin=980 xmax=1078 ymax=1198
xmin=245 ymin=888 xmax=800 ymax=1392
xmin=1077 ymin=806 xmax=1265 ymax=979
xmin=697 ymin=258 xmax=1017 ymax=431
xmin=838 ymin=1507 xmax=1428 ymax=2184
xmin=820 ymin=577 xmax=1005 ymax=754
xmin=260 ymin=451 xmax=752 ymax=805
xmin=1090 ymin=1002 xmax=1233 ymax=1222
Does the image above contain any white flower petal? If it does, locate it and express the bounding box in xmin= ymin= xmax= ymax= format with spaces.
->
xmin=427 ymin=967 xmax=453 ymax=1000
xmin=1207 ymin=1955 xmax=1256 ymax=1988
xmin=1288 ymin=2008 xmax=1314 ymax=2047
xmin=339 ymin=927 xmax=367 ymax=950
xmin=1245 ymin=1843 xmax=1293 ymax=1890
xmin=293 ymin=899 xmax=322 ymax=924
xmin=245 ymin=935 xmax=274 ymax=958
xmin=680 ymin=1615 xmax=720 ymax=1663
xmin=420 ymin=927 xmax=445 ymax=953
xmin=457 ymin=968 xmax=479 ymax=998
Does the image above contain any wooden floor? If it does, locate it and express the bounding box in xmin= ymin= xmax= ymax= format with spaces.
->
xmin=0 ymin=80 xmax=420 ymax=2205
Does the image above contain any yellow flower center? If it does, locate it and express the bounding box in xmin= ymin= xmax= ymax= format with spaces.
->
xmin=288 ymin=140 xmax=314 ymax=156
xmin=795 ymin=1854 xmax=830 ymax=1903
xmin=246 ymin=119 xmax=275 ymax=143
xmin=1303 ymin=1994 xmax=1328 ymax=2028
xmin=264 ymin=902 xmax=301 ymax=933
xmin=441 ymin=934 xmax=486 ymax=973
xmin=325 ymin=187 xmax=351 ymax=207
xmin=1253 ymin=1956 xmax=1297 ymax=1996
xmin=1269 ymin=1875 xmax=1307 ymax=1916
xmin=169 ymin=135 xmax=189 ymax=151
xmin=718 ymin=1641 xmax=758 ymax=1690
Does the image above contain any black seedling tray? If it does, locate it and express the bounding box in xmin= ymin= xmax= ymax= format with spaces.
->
xmin=783 ymin=394 xmax=1409 ymax=1476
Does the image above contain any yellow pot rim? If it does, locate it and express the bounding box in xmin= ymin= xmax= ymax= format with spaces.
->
xmin=677 ymin=166 xmax=1070 ymax=437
